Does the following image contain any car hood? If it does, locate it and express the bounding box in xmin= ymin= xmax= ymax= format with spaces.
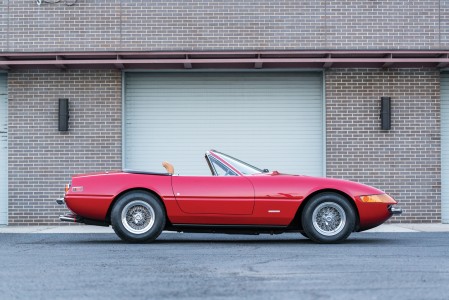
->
xmin=251 ymin=171 xmax=386 ymax=196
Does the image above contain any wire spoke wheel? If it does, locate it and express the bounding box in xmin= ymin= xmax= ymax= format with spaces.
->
xmin=111 ymin=191 xmax=166 ymax=243
xmin=312 ymin=202 xmax=346 ymax=236
xmin=301 ymin=193 xmax=355 ymax=243
xmin=121 ymin=200 xmax=155 ymax=234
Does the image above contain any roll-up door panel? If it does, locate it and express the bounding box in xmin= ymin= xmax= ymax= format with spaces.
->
xmin=124 ymin=72 xmax=323 ymax=176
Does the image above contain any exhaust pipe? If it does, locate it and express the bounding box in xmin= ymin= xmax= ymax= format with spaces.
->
xmin=59 ymin=213 xmax=84 ymax=223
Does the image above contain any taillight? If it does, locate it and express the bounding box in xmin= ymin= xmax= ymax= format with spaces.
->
xmin=65 ymin=183 xmax=71 ymax=194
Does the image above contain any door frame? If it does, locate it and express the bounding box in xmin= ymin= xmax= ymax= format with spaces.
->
xmin=0 ymin=72 xmax=8 ymax=225
xmin=441 ymin=72 xmax=449 ymax=223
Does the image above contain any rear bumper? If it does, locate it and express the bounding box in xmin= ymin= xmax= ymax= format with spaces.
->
xmin=56 ymin=197 xmax=83 ymax=223
xmin=56 ymin=198 xmax=109 ymax=226
xmin=389 ymin=206 xmax=403 ymax=215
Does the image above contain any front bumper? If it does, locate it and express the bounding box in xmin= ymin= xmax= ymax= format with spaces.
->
xmin=388 ymin=206 xmax=403 ymax=215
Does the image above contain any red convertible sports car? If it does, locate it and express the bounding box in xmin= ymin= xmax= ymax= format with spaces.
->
xmin=57 ymin=150 xmax=402 ymax=243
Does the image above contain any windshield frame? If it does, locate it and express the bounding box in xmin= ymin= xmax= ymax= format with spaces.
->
xmin=207 ymin=150 xmax=264 ymax=176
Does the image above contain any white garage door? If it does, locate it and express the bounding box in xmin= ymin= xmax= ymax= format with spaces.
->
xmin=124 ymin=72 xmax=324 ymax=176
xmin=0 ymin=73 xmax=7 ymax=225
xmin=441 ymin=73 xmax=449 ymax=223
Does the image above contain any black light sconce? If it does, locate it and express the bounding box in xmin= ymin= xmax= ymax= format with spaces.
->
xmin=380 ymin=97 xmax=391 ymax=130
xmin=58 ymin=98 xmax=69 ymax=131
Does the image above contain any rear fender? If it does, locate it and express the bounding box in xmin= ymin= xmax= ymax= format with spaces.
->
xmin=105 ymin=188 xmax=170 ymax=226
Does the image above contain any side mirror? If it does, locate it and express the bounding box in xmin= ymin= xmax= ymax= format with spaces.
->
xmin=262 ymin=169 xmax=270 ymax=173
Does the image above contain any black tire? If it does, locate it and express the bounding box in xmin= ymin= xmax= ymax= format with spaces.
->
xmin=111 ymin=191 xmax=166 ymax=243
xmin=301 ymin=192 xmax=356 ymax=243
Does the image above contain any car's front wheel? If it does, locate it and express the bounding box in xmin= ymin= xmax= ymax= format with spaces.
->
xmin=111 ymin=191 xmax=166 ymax=243
xmin=301 ymin=192 xmax=356 ymax=243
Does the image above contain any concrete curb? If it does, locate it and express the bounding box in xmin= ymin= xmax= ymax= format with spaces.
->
xmin=1 ymin=223 xmax=449 ymax=234
xmin=0 ymin=225 xmax=115 ymax=234
xmin=364 ymin=223 xmax=449 ymax=233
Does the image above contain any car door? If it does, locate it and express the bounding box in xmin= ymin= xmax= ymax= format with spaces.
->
xmin=172 ymin=176 xmax=255 ymax=215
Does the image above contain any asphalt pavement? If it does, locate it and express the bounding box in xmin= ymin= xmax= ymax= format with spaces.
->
xmin=0 ymin=225 xmax=449 ymax=300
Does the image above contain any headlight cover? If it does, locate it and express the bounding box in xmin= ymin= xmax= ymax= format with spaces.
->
xmin=358 ymin=194 xmax=397 ymax=204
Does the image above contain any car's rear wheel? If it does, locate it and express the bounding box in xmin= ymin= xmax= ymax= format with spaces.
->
xmin=111 ymin=191 xmax=166 ymax=243
xmin=301 ymin=192 xmax=356 ymax=243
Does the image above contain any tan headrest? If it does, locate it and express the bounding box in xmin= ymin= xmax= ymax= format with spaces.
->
xmin=162 ymin=161 xmax=174 ymax=175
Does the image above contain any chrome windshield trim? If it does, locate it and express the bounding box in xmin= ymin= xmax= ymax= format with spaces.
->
xmin=210 ymin=150 xmax=263 ymax=175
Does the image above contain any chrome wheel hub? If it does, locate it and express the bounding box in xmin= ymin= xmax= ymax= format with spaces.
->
xmin=312 ymin=202 xmax=346 ymax=236
xmin=121 ymin=200 xmax=155 ymax=234
xmin=133 ymin=212 xmax=143 ymax=224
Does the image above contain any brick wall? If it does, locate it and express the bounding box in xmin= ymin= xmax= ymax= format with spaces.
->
xmin=326 ymin=69 xmax=441 ymax=223
xmin=441 ymin=0 xmax=449 ymax=46
xmin=8 ymin=70 xmax=121 ymax=225
xmin=1 ymin=0 xmax=447 ymax=52
xmin=326 ymin=1 xmax=440 ymax=49
xmin=0 ymin=0 xmax=6 ymax=51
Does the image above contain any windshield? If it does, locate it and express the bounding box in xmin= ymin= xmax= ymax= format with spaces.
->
xmin=213 ymin=151 xmax=263 ymax=175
